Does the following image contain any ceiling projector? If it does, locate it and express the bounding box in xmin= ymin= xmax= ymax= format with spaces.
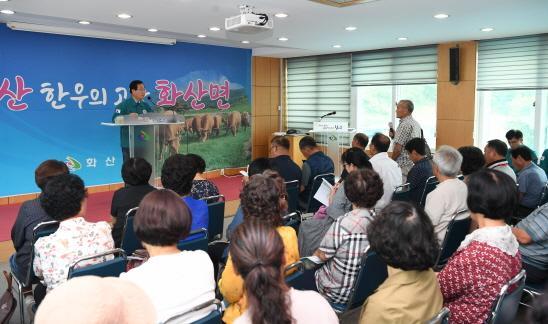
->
xmin=225 ymin=5 xmax=273 ymax=33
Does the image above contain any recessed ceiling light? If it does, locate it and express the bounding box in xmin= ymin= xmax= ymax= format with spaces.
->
xmin=241 ymin=40 xmax=250 ymax=44
xmin=147 ymin=28 xmax=158 ymax=33
xmin=197 ymin=34 xmax=207 ymax=38
xmin=481 ymin=27 xmax=494 ymax=32
xmin=0 ymin=0 xmax=10 ymax=2
xmin=209 ymin=26 xmax=221 ymax=31
xmin=0 ymin=9 xmax=15 ymax=14
xmin=117 ymin=13 xmax=132 ymax=19
xmin=434 ymin=13 xmax=449 ymax=19
xmin=275 ymin=13 xmax=288 ymax=18
xmin=345 ymin=26 xmax=357 ymax=31
xmin=332 ymin=44 xmax=342 ymax=48
xmin=398 ymin=37 xmax=408 ymax=41
xmin=278 ymin=37 xmax=288 ymax=41
xmin=78 ymin=20 xmax=91 ymax=25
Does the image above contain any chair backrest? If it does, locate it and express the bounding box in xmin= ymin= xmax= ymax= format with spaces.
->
xmin=120 ymin=207 xmax=142 ymax=255
xmin=201 ymin=195 xmax=225 ymax=242
xmin=177 ymin=228 xmax=208 ymax=252
xmin=537 ymin=182 xmax=548 ymax=208
xmin=392 ymin=183 xmax=411 ymax=202
xmin=162 ymin=299 xmax=222 ymax=324
xmin=425 ymin=307 xmax=450 ymax=324
xmin=285 ymin=180 xmax=300 ymax=213
xmin=435 ymin=210 xmax=471 ymax=270
xmin=306 ymin=173 xmax=335 ymax=213
xmin=26 ymin=221 xmax=60 ymax=284
xmin=285 ymin=260 xmax=318 ymax=292
xmin=67 ymin=248 xmax=127 ymax=279
xmin=346 ymin=247 xmax=388 ymax=311
xmin=488 ymin=269 xmax=526 ymax=324
xmin=283 ymin=212 xmax=301 ymax=234
xmin=419 ymin=176 xmax=439 ymax=207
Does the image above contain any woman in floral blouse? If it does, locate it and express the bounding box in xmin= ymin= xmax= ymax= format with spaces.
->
xmin=437 ymin=169 xmax=522 ymax=324
xmin=187 ymin=153 xmax=220 ymax=202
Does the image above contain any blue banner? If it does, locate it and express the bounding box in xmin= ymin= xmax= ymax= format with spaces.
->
xmin=0 ymin=25 xmax=251 ymax=196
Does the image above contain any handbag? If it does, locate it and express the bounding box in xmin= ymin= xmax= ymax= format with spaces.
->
xmin=0 ymin=271 xmax=16 ymax=324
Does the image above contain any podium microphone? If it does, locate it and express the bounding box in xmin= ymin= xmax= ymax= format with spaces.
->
xmin=319 ymin=111 xmax=336 ymax=121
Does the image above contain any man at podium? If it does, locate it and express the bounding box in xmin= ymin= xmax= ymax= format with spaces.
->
xmin=112 ymin=80 xmax=154 ymax=162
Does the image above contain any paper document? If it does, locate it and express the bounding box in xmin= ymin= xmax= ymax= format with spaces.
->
xmin=313 ymin=178 xmax=333 ymax=207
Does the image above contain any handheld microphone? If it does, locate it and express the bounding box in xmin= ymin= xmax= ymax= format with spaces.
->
xmin=319 ymin=111 xmax=336 ymax=120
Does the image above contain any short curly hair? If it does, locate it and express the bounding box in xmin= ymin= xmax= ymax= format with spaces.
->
xmin=367 ymin=201 xmax=439 ymax=271
xmin=161 ymin=154 xmax=196 ymax=196
xmin=186 ymin=153 xmax=206 ymax=174
xmin=240 ymin=174 xmax=282 ymax=227
xmin=344 ymin=168 xmax=383 ymax=208
xmin=458 ymin=146 xmax=485 ymax=176
xmin=40 ymin=174 xmax=86 ymax=221
xmin=122 ymin=157 xmax=152 ymax=186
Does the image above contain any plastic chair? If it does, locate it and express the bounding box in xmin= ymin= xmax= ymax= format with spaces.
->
xmin=120 ymin=207 xmax=142 ymax=255
xmin=487 ymin=269 xmax=526 ymax=324
xmin=161 ymin=299 xmax=222 ymax=324
xmin=285 ymin=257 xmax=322 ymax=291
xmin=425 ymin=307 xmax=450 ymax=324
xmin=330 ymin=247 xmax=388 ymax=314
xmin=283 ymin=211 xmax=301 ymax=234
xmin=305 ymin=173 xmax=335 ymax=213
xmin=67 ymin=248 xmax=127 ymax=279
xmin=10 ymin=220 xmax=59 ymax=324
xmin=285 ymin=180 xmax=300 ymax=213
xmin=434 ymin=209 xmax=471 ymax=271
xmin=419 ymin=176 xmax=439 ymax=207
xmin=177 ymin=228 xmax=209 ymax=252
xmin=201 ymin=195 xmax=225 ymax=242
xmin=392 ymin=183 xmax=411 ymax=202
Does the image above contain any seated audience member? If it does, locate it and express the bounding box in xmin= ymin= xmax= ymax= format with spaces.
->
xmin=220 ymin=174 xmax=299 ymax=324
xmin=225 ymin=157 xmax=271 ymax=240
xmin=231 ymin=221 xmax=338 ymax=324
xmin=484 ymin=139 xmax=516 ymax=182
xmin=10 ymin=160 xmax=68 ymax=282
xmin=438 ymin=169 xmax=522 ymax=324
xmin=352 ymin=132 xmax=369 ymax=150
xmin=540 ymin=148 xmax=548 ymax=177
xmin=299 ymin=148 xmax=372 ymax=256
xmin=512 ymin=202 xmax=548 ymax=284
xmin=187 ymin=153 xmax=220 ymax=201
xmin=298 ymin=136 xmax=335 ymax=209
xmin=34 ymin=174 xmax=114 ymax=298
xmin=360 ymin=201 xmax=443 ymax=323
xmin=506 ymin=129 xmax=538 ymax=171
xmin=161 ymin=154 xmax=208 ymax=232
xmin=268 ymin=136 xmax=302 ymax=183
xmin=458 ymin=146 xmax=485 ymax=179
xmin=425 ymin=145 xmax=469 ymax=243
xmin=512 ymin=146 xmax=548 ymax=217
xmin=121 ymin=189 xmax=215 ymax=323
xmin=314 ymin=169 xmax=384 ymax=305
xmin=35 ymin=276 xmax=156 ymax=324
xmin=369 ymin=133 xmax=402 ymax=210
xmin=404 ymin=137 xmax=433 ymax=203
xmin=110 ymin=157 xmax=156 ymax=247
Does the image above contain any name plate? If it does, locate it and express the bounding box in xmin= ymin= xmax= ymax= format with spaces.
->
xmin=313 ymin=121 xmax=348 ymax=132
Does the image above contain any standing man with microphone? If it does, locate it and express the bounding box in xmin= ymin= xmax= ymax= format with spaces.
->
xmin=112 ymin=80 xmax=154 ymax=163
xmin=390 ymin=100 xmax=423 ymax=183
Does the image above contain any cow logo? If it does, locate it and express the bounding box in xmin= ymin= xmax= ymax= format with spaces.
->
xmin=139 ymin=130 xmax=151 ymax=141
xmin=65 ymin=156 xmax=82 ymax=171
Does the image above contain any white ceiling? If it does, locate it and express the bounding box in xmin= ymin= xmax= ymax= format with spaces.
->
xmin=1 ymin=0 xmax=547 ymax=58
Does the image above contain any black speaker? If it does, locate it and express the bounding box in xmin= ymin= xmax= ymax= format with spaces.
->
xmin=449 ymin=47 xmax=460 ymax=85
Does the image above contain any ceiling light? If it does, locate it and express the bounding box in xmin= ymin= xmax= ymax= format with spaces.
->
xmin=117 ymin=13 xmax=132 ymax=19
xmin=481 ymin=27 xmax=494 ymax=32
xmin=197 ymin=34 xmax=207 ymax=38
xmin=398 ymin=37 xmax=408 ymax=41
xmin=78 ymin=20 xmax=91 ymax=25
xmin=147 ymin=28 xmax=158 ymax=32
xmin=275 ymin=13 xmax=288 ymax=18
xmin=8 ymin=22 xmax=176 ymax=45
xmin=241 ymin=40 xmax=250 ymax=44
xmin=332 ymin=44 xmax=342 ymax=48
xmin=434 ymin=13 xmax=449 ymax=19
xmin=209 ymin=26 xmax=221 ymax=31
xmin=0 ymin=9 xmax=14 ymax=14
xmin=0 ymin=0 xmax=10 ymax=2
xmin=278 ymin=37 xmax=288 ymax=41
xmin=345 ymin=26 xmax=357 ymax=31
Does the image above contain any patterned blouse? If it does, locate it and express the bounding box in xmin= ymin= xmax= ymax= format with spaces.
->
xmin=33 ymin=217 xmax=114 ymax=291
xmin=437 ymin=226 xmax=522 ymax=324
xmin=191 ymin=180 xmax=220 ymax=202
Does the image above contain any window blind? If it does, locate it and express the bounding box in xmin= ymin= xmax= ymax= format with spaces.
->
xmin=477 ymin=34 xmax=548 ymax=90
xmin=286 ymin=54 xmax=351 ymax=131
xmin=351 ymin=46 xmax=438 ymax=86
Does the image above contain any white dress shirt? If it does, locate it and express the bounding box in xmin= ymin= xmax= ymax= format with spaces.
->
xmin=370 ymin=152 xmax=403 ymax=210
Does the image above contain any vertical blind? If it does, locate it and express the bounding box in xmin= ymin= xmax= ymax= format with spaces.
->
xmin=477 ymin=34 xmax=548 ymax=90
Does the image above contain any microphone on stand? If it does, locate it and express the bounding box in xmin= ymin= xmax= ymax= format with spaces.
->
xmin=319 ymin=111 xmax=336 ymax=121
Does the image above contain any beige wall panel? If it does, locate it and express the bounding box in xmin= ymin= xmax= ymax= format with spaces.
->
xmin=254 ymin=86 xmax=271 ymax=116
xmin=270 ymin=87 xmax=280 ymax=116
xmin=270 ymin=58 xmax=280 ymax=87
xmin=8 ymin=193 xmax=37 ymax=204
xmin=253 ymin=145 xmax=268 ymax=159
xmin=437 ymin=81 xmax=476 ymax=121
xmin=253 ymin=57 xmax=271 ymax=87
xmin=253 ymin=115 xmax=271 ymax=147
xmin=436 ymin=120 xmax=475 ymax=148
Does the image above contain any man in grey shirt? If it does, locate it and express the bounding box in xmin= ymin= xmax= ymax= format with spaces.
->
xmin=390 ymin=100 xmax=423 ymax=183
xmin=512 ymin=146 xmax=547 ymax=218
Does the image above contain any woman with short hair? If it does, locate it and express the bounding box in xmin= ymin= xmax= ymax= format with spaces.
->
xmin=121 ymin=189 xmax=215 ymax=323
xmin=187 ymin=153 xmax=220 ymax=202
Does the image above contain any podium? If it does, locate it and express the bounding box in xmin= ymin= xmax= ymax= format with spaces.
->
xmin=309 ymin=122 xmax=356 ymax=176
xmin=102 ymin=112 xmax=186 ymax=187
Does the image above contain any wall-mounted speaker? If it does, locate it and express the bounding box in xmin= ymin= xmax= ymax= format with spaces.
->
xmin=449 ymin=47 xmax=460 ymax=85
